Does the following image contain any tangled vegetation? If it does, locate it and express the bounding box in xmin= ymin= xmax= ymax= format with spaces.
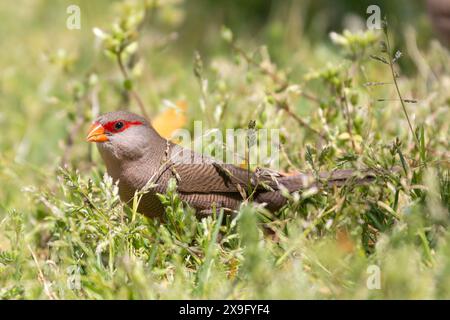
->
xmin=0 ymin=0 xmax=448 ymax=299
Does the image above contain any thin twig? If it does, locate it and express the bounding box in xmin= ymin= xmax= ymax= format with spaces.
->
xmin=61 ymin=82 xmax=91 ymax=166
xmin=28 ymin=245 xmax=58 ymax=300
xmin=231 ymin=42 xmax=320 ymax=103
xmin=384 ymin=28 xmax=419 ymax=146
xmin=116 ymin=50 xmax=151 ymax=121
xmin=279 ymin=143 xmax=301 ymax=172
xmin=61 ymin=105 xmax=85 ymax=166
xmin=276 ymin=100 xmax=326 ymax=139
xmin=341 ymin=90 xmax=356 ymax=149
xmin=231 ymin=41 xmax=325 ymax=140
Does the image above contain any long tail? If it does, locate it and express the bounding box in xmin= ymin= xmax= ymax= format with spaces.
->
xmin=278 ymin=169 xmax=376 ymax=191
xmin=255 ymin=169 xmax=377 ymax=211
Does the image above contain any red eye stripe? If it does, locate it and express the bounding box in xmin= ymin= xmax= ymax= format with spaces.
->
xmin=102 ymin=120 xmax=143 ymax=133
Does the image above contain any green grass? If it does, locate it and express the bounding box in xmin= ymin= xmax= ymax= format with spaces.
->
xmin=0 ymin=0 xmax=449 ymax=299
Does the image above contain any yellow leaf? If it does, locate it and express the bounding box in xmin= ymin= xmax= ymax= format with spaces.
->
xmin=338 ymin=132 xmax=351 ymax=140
xmin=336 ymin=229 xmax=355 ymax=254
xmin=152 ymin=100 xmax=187 ymax=139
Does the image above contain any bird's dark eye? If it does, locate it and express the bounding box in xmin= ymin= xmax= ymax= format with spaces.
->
xmin=114 ymin=121 xmax=124 ymax=130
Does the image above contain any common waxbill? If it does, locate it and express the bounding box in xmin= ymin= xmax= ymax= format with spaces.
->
xmin=87 ymin=111 xmax=376 ymax=218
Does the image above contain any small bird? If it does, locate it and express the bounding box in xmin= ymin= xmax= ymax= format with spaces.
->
xmin=87 ymin=111 xmax=375 ymax=218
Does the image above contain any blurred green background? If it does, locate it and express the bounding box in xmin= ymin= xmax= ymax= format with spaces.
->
xmin=0 ymin=0 xmax=448 ymax=299
xmin=0 ymin=0 xmax=435 ymax=168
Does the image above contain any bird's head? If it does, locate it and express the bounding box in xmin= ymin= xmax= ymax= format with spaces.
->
xmin=86 ymin=111 xmax=159 ymax=161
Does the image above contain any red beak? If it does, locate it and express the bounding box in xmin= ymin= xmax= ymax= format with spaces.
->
xmin=86 ymin=122 xmax=109 ymax=142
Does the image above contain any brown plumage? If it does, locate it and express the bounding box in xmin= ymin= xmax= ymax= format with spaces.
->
xmin=87 ymin=111 xmax=375 ymax=218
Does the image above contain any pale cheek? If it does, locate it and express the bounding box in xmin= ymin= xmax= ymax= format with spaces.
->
xmin=99 ymin=130 xmax=146 ymax=159
xmin=109 ymin=135 xmax=138 ymax=159
xmin=97 ymin=141 xmax=117 ymax=158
